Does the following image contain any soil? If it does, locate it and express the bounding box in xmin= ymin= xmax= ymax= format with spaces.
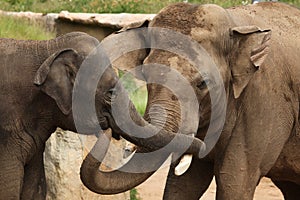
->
xmin=136 ymin=163 xmax=283 ymax=200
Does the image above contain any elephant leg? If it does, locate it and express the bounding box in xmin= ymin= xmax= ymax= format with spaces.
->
xmin=163 ymin=158 xmax=214 ymax=200
xmin=21 ymin=151 xmax=47 ymax=200
xmin=215 ymin=125 xmax=292 ymax=199
xmin=272 ymin=180 xmax=300 ymax=200
xmin=215 ymin=88 xmax=295 ymax=200
xmin=0 ymin=146 xmax=24 ymax=199
xmin=215 ymin=149 xmax=261 ymax=200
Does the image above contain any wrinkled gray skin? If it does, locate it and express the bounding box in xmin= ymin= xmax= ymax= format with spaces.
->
xmin=0 ymin=32 xmax=109 ymax=199
xmin=0 ymin=32 xmax=205 ymax=199
xmin=100 ymin=2 xmax=300 ymax=200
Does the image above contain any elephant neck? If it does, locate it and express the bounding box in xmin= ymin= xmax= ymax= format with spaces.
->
xmin=216 ymin=87 xmax=239 ymax=151
xmin=23 ymin=92 xmax=59 ymax=144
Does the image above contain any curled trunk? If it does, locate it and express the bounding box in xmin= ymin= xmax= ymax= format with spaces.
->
xmin=80 ymin=100 xmax=205 ymax=194
xmin=80 ymin=132 xmax=165 ymax=194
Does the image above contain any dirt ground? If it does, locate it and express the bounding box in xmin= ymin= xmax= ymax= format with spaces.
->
xmin=136 ymin=162 xmax=283 ymax=200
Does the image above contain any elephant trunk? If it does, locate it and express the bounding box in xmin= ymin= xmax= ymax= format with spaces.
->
xmin=107 ymin=99 xmax=204 ymax=156
xmin=80 ymin=96 xmax=205 ymax=194
xmin=80 ymin=132 xmax=162 ymax=194
xmin=81 ymin=154 xmax=156 ymax=194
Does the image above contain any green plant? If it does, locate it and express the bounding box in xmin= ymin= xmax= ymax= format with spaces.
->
xmin=0 ymin=15 xmax=55 ymax=40
xmin=129 ymin=86 xmax=148 ymax=115
xmin=118 ymin=70 xmax=148 ymax=115
xmin=0 ymin=0 xmax=298 ymax=13
xmin=130 ymin=188 xmax=140 ymax=200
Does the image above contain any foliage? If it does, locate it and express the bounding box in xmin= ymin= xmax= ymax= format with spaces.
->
xmin=0 ymin=0 xmax=298 ymax=13
xmin=130 ymin=188 xmax=140 ymax=200
xmin=119 ymin=70 xmax=148 ymax=115
xmin=129 ymin=86 xmax=148 ymax=115
xmin=281 ymin=0 xmax=300 ymax=6
xmin=0 ymin=15 xmax=55 ymax=40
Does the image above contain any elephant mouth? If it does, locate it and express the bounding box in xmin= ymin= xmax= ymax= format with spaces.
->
xmin=101 ymin=113 xmax=121 ymax=140
xmin=98 ymin=116 xmax=109 ymax=131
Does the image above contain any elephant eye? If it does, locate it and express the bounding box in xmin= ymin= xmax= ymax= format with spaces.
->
xmin=66 ymin=65 xmax=77 ymax=80
xmin=107 ymin=88 xmax=117 ymax=99
xmin=69 ymin=71 xmax=75 ymax=79
xmin=197 ymin=79 xmax=212 ymax=90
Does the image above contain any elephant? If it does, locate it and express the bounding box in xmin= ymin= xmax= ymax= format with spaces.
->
xmin=0 ymin=32 xmax=205 ymax=199
xmin=84 ymin=2 xmax=300 ymax=200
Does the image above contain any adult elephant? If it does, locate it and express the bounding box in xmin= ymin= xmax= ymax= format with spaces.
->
xmin=0 ymin=32 xmax=204 ymax=199
xmin=88 ymin=2 xmax=300 ymax=200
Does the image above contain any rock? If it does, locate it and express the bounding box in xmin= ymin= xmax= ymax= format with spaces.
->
xmin=44 ymin=128 xmax=130 ymax=200
xmin=0 ymin=10 xmax=155 ymax=41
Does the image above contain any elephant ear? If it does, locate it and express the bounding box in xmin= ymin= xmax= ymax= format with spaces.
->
xmin=230 ymin=25 xmax=271 ymax=98
xmin=110 ymin=20 xmax=150 ymax=81
xmin=34 ymin=49 xmax=81 ymax=115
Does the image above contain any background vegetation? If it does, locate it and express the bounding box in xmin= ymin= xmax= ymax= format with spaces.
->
xmin=119 ymin=71 xmax=147 ymax=115
xmin=130 ymin=188 xmax=140 ymax=200
xmin=0 ymin=15 xmax=54 ymax=39
xmin=0 ymin=0 xmax=299 ymax=14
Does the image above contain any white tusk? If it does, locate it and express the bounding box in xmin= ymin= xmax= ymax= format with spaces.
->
xmin=174 ymin=154 xmax=193 ymax=176
xmin=123 ymin=143 xmax=137 ymax=158
xmin=122 ymin=149 xmax=137 ymax=164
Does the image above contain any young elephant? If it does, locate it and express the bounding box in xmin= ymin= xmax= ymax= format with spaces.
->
xmin=0 ymin=32 xmax=204 ymax=199
xmin=105 ymin=2 xmax=300 ymax=200
xmin=0 ymin=32 xmax=103 ymax=199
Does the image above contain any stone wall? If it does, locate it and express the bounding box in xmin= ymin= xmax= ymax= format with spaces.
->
xmin=56 ymin=11 xmax=155 ymax=40
xmin=0 ymin=10 xmax=155 ymax=40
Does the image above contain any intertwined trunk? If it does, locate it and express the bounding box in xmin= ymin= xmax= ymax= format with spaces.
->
xmin=80 ymin=86 xmax=202 ymax=194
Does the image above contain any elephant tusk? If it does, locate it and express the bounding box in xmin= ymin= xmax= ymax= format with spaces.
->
xmin=123 ymin=142 xmax=137 ymax=159
xmin=174 ymin=154 xmax=193 ymax=176
xmin=122 ymin=149 xmax=137 ymax=164
xmin=174 ymin=133 xmax=195 ymax=176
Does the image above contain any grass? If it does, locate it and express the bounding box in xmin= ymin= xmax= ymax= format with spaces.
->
xmin=129 ymin=86 xmax=148 ymax=116
xmin=0 ymin=0 xmax=298 ymax=13
xmin=0 ymin=15 xmax=55 ymax=40
xmin=130 ymin=188 xmax=140 ymax=200
xmin=119 ymin=70 xmax=148 ymax=115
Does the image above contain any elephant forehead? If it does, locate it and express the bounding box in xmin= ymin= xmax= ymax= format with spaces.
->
xmin=145 ymin=50 xmax=207 ymax=82
xmin=150 ymin=3 xmax=199 ymax=35
xmin=167 ymin=56 xmax=199 ymax=81
xmin=150 ymin=3 xmax=228 ymax=36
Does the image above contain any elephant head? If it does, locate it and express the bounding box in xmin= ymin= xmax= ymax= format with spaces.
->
xmin=31 ymin=32 xmax=205 ymax=194
xmin=81 ymin=3 xmax=272 ymax=194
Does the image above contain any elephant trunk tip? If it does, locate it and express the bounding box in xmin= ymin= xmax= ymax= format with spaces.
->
xmin=80 ymin=154 xmax=119 ymax=195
